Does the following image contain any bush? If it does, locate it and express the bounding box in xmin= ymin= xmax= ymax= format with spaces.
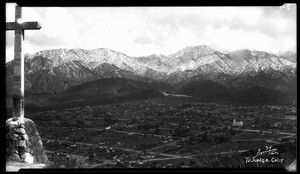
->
xmin=137 ymin=124 xmax=142 ymax=130
xmin=189 ymin=160 xmax=196 ymax=166
xmin=208 ymin=118 xmax=217 ymax=124
xmin=76 ymin=120 xmax=84 ymax=128
xmin=47 ymin=153 xmax=88 ymax=168
xmin=154 ymin=128 xmax=160 ymax=134
xmin=104 ymin=115 xmax=111 ymax=125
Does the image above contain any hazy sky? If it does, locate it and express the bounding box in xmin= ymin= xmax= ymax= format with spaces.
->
xmin=6 ymin=3 xmax=296 ymax=62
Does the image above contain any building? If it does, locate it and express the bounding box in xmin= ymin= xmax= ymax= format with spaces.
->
xmin=232 ymin=119 xmax=243 ymax=127
xmin=273 ymin=122 xmax=282 ymax=127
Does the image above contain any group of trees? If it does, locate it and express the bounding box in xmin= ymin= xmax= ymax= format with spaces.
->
xmin=173 ymin=122 xmax=191 ymax=137
xmin=213 ymin=134 xmax=231 ymax=144
xmin=104 ymin=114 xmax=119 ymax=126
xmin=104 ymin=115 xmax=112 ymax=125
xmin=208 ymin=117 xmax=217 ymax=124
xmin=192 ymin=131 xmax=231 ymax=144
xmin=136 ymin=123 xmax=160 ymax=132
xmin=135 ymin=143 xmax=157 ymax=150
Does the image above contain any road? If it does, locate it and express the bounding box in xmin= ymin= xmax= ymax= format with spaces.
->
xmin=202 ymin=150 xmax=248 ymax=156
xmin=233 ymin=128 xmax=296 ymax=136
xmin=42 ymin=138 xmax=142 ymax=154
xmin=106 ymin=130 xmax=166 ymax=138
xmin=44 ymin=149 xmax=88 ymax=160
xmin=47 ymin=126 xmax=167 ymax=138
xmin=129 ymin=156 xmax=196 ymax=163
xmin=233 ymin=138 xmax=281 ymax=144
xmin=42 ymin=138 xmax=193 ymax=161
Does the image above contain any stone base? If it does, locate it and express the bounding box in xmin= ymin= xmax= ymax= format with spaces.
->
xmin=6 ymin=162 xmax=47 ymax=172
xmin=6 ymin=117 xmax=48 ymax=165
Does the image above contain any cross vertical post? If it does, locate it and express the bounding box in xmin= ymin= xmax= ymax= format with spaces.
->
xmin=13 ymin=4 xmax=24 ymax=121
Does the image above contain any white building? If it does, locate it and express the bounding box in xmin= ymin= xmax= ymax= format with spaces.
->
xmin=232 ymin=119 xmax=243 ymax=127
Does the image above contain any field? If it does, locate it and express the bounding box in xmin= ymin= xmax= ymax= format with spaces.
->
xmin=22 ymin=95 xmax=297 ymax=169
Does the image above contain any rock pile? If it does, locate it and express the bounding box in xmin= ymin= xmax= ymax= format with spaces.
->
xmin=6 ymin=117 xmax=48 ymax=164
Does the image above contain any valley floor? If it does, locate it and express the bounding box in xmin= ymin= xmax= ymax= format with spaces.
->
xmin=23 ymin=96 xmax=297 ymax=169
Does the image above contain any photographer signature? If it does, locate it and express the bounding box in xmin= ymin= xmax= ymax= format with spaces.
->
xmin=245 ymin=145 xmax=284 ymax=164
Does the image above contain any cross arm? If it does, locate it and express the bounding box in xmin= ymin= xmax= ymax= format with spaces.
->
xmin=22 ymin=22 xmax=42 ymax=30
xmin=6 ymin=21 xmax=42 ymax=30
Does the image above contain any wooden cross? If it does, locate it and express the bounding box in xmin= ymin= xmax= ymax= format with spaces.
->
xmin=6 ymin=4 xmax=41 ymax=121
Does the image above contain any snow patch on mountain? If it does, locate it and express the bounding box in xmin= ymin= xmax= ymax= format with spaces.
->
xmin=23 ymin=45 xmax=296 ymax=86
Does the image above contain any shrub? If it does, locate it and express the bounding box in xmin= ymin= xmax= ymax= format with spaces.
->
xmin=208 ymin=118 xmax=217 ymax=124
xmin=47 ymin=153 xmax=88 ymax=168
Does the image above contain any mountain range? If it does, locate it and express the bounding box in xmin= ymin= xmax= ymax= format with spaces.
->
xmin=5 ymin=45 xmax=297 ymax=108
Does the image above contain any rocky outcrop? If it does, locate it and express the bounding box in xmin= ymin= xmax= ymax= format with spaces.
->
xmin=6 ymin=117 xmax=48 ymax=164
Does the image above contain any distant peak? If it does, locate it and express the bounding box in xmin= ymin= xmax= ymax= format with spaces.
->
xmin=148 ymin=54 xmax=166 ymax=58
xmin=92 ymin=48 xmax=124 ymax=55
xmin=183 ymin=45 xmax=211 ymax=50
xmin=231 ymin=49 xmax=271 ymax=55
xmin=92 ymin=48 xmax=110 ymax=52
xmin=278 ymin=50 xmax=296 ymax=56
xmin=232 ymin=49 xmax=251 ymax=53
xmin=94 ymin=47 xmax=108 ymax=50
xmin=173 ymin=45 xmax=215 ymax=57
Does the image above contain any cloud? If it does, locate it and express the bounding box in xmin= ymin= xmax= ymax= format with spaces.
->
xmin=134 ymin=35 xmax=152 ymax=45
xmin=204 ymin=25 xmax=275 ymax=52
xmin=6 ymin=5 xmax=296 ymax=62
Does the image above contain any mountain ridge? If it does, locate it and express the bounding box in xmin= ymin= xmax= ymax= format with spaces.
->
xmin=6 ymin=45 xmax=296 ymax=106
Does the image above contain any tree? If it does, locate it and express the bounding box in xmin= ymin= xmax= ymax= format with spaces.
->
xmin=189 ymin=160 xmax=196 ymax=166
xmin=208 ymin=117 xmax=217 ymax=124
xmin=154 ymin=128 xmax=160 ymax=134
xmin=132 ymin=118 xmax=137 ymax=124
xmin=264 ymin=121 xmax=271 ymax=129
xmin=207 ymin=112 xmax=212 ymax=117
xmin=200 ymin=131 xmax=208 ymax=142
xmin=104 ymin=115 xmax=111 ymax=125
xmin=229 ymin=127 xmax=235 ymax=135
xmin=155 ymin=124 xmax=160 ymax=129
xmin=142 ymin=124 xmax=151 ymax=131
xmin=88 ymin=149 xmax=94 ymax=162
xmin=214 ymin=135 xmax=229 ymax=144
xmin=76 ymin=120 xmax=84 ymax=128
xmin=169 ymin=129 xmax=173 ymax=135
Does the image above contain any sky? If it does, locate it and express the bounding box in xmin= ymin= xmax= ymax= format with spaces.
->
xmin=5 ymin=3 xmax=296 ymax=63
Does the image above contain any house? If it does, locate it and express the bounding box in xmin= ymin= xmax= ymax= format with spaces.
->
xmin=273 ymin=122 xmax=282 ymax=127
xmin=232 ymin=119 xmax=243 ymax=127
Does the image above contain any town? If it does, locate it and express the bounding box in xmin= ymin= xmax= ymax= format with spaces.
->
xmin=25 ymin=95 xmax=297 ymax=168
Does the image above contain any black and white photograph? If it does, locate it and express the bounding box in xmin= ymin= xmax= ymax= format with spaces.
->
xmin=5 ymin=3 xmax=297 ymax=172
